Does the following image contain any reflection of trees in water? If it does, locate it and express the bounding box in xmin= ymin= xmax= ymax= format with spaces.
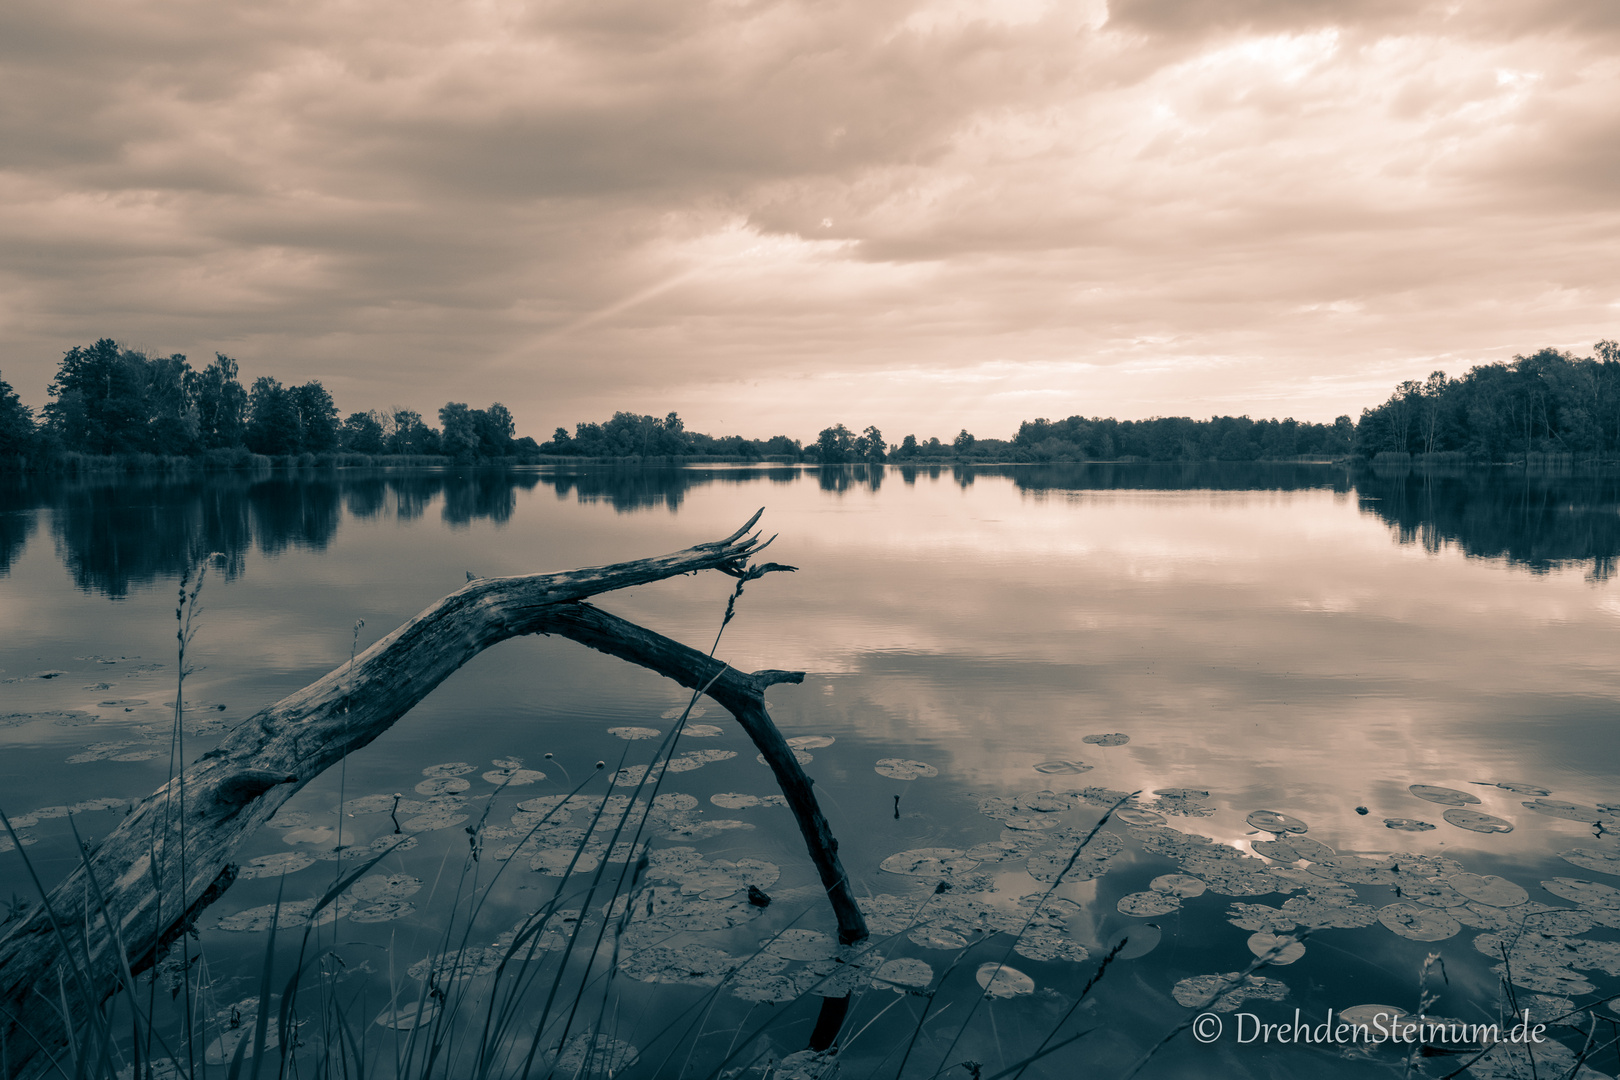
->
xmin=1353 ymin=465 xmax=1620 ymax=579
xmin=6 ymin=469 xmax=549 ymax=597
xmin=547 ymin=466 xmax=800 ymax=511
xmin=12 ymin=462 xmax=1620 ymax=593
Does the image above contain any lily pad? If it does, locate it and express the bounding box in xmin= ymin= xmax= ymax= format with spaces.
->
xmin=758 ymin=749 xmax=813 ymax=766
xmin=880 ymin=848 xmax=979 ymax=877
xmin=1383 ymin=818 xmax=1435 ymax=832
xmin=1013 ymin=929 xmax=1090 ymax=963
xmin=421 ymin=762 xmax=476 ymax=778
xmin=1117 ymin=891 xmax=1182 ymax=917
xmin=1442 ymin=809 xmax=1513 ymax=833
xmin=1033 ymin=760 xmax=1092 ymax=775
xmin=402 ymin=811 xmax=468 ymax=832
xmin=1115 ymin=808 xmax=1166 ymax=826
xmin=764 ymin=929 xmax=837 ymax=962
xmin=1150 ymin=874 xmax=1208 ymax=898
xmin=683 ymin=724 xmax=724 ymax=737
xmin=349 ymin=899 xmax=416 ymax=923
xmin=1559 ymin=848 xmax=1620 ymax=876
xmin=282 ymin=826 xmax=336 ymax=846
xmin=910 ymin=926 xmax=973 ymax=951
xmin=974 ymin=962 xmax=1035 ymax=999
xmin=871 ymin=958 xmax=933 ymax=992
xmin=1246 ymin=932 xmax=1305 ymax=965
xmin=608 ymin=726 xmax=661 ymax=740
xmin=554 ymin=1033 xmax=639 ymax=1074
xmin=482 ymin=767 xmax=546 ymax=786
xmin=1082 ymin=733 xmax=1129 ymax=747
xmin=1524 ymin=799 xmax=1607 ymax=823
xmin=1171 ymin=973 xmax=1288 ymax=1011
xmin=1246 ymin=810 xmax=1308 ymax=835
xmin=1446 ymin=873 xmax=1528 ymax=908
xmin=875 ymin=759 xmax=938 ymax=781
xmin=1493 ymin=782 xmax=1552 ymax=796
xmin=788 ymin=736 xmax=835 ymax=749
xmin=1407 ymin=785 xmax=1479 ymax=807
xmin=618 ymin=944 xmax=738 ymax=986
xmin=237 ymin=852 xmax=316 ymax=880
xmin=1376 ymin=901 xmax=1460 ymax=941
xmin=1541 ymin=877 xmax=1620 ymax=909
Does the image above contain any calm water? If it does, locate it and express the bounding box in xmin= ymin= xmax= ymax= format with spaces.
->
xmin=5 ymin=462 xmax=1620 ymax=1078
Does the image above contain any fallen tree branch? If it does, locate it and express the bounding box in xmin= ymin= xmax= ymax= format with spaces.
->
xmin=0 ymin=510 xmax=866 ymax=1078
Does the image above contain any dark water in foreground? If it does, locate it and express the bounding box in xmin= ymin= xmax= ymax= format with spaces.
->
xmin=4 ymin=462 xmax=1620 ymax=1079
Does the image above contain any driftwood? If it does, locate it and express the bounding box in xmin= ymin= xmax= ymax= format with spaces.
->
xmin=0 ymin=510 xmax=867 ymax=1077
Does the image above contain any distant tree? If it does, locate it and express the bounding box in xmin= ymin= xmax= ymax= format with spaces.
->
xmin=439 ymin=402 xmax=480 ymax=461
xmin=816 ymin=423 xmax=854 ymax=464
xmin=858 ymin=425 xmax=886 ymax=462
xmin=292 ymin=382 xmax=340 ymax=453
xmin=245 ymin=377 xmax=301 ymax=455
xmin=188 ymin=354 xmax=247 ymax=449
xmin=475 ymin=403 xmax=516 ymax=457
xmin=340 ymin=411 xmax=386 ymax=454
xmin=0 ymin=371 xmax=35 ymax=456
xmin=895 ymin=434 xmax=919 ymax=460
xmin=387 ymin=409 xmax=437 ymax=454
xmin=43 ymin=339 xmax=148 ymax=454
xmin=953 ymin=429 xmax=975 ymax=455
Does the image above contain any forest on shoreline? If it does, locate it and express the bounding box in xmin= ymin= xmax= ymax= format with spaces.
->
xmin=0 ymin=337 xmax=1615 ymax=471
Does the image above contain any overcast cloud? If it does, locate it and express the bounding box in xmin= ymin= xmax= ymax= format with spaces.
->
xmin=1 ymin=0 xmax=1616 ymax=439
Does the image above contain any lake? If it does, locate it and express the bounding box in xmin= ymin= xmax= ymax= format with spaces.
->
xmin=4 ymin=461 xmax=1620 ymax=1079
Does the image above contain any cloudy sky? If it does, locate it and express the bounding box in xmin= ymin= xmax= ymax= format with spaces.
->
xmin=1 ymin=0 xmax=1616 ymax=441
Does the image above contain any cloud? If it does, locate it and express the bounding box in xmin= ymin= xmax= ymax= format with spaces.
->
xmin=0 ymin=0 xmax=1615 ymax=438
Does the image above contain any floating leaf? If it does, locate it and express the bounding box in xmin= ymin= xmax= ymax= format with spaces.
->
xmin=1308 ymin=855 xmax=1397 ymax=885
xmin=1150 ymin=874 xmax=1207 ymax=898
xmin=765 ymin=929 xmax=837 ymax=962
xmin=872 ymin=958 xmax=933 ymax=992
xmin=1383 ymin=818 xmax=1435 ymax=832
xmin=1082 ymin=733 xmax=1129 ymax=746
xmin=975 ymin=962 xmax=1035 ymax=998
xmin=788 ymin=736 xmax=835 ymax=749
xmin=1245 ymin=810 xmax=1307 ymax=835
xmin=402 ymin=811 xmax=468 ymax=832
xmin=1117 ymin=891 xmax=1181 ymax=917
xmin=1407 ymin=785 xmax=1479 ymax=807
xmin=1171 ymin=973 xmax=1288 ymax=1011
xmin=618 ymin=944 xmax=738 ymax=985
xmin=282 ymin=826 xmax=335 ymax=846
xmin=1105 ymin=922 xmax=1162 ymax=959
xmin=1115 ymin=808 xmax=1166 ymax=826
xmin=1524 ymin=799 xmax=1607 ymax=824
xmin=1446 ymin=873 xmax=1528 ymax=908
xmin=1033 ymin=760 xmax=1091 ymax=775
xmin=482 ymin=767 xmax=546 ymax=786
xmin=1336 ymin=1005 xmax=1406 ymax=1039
xmin=910 ymin=926 xmax=972 ymax=951
xmin=351 ymin=874 xmax=422 ymax=902
xmin=554 ymin=1033 xmax=639 ymax=1074
xmin=1443 ymin=809 xmax=1513 ymax=833
xmin=238 ymin=853 xmax=315 ymax=880
xmin=608 ymin=726 xmax=661 ymax=740
xmin=880 ymin=848 xmax=979 ymax=877
xmin=1014 ymin=929 xmax=1089 ymax=963
xmin=414 ymin=777 xmax=470 ymax=797
xmin=1246 ymin=932 xmax=1305 ymax=965
xmin=1376 ymin=901 xmax=1460 ymax=941
xmin=1560 ymin=848 xmax=1620 ymax=877
xmin=337 ymin=794 xmax=401 ymax=815
xmin=1541 ymin=877 xmax=1620 ymax=909
xmin=683 ymin=724 xmax=723 ymax=737
xmin=374 ymin=1000 xmax=440 ymax=1030
xmin=349 ymin=899 xmax=416 ymax=923
xmin=875 ymin=759 xmax=937 ymax=781
xmin=758 ymin=749 xmax=813 ymax=766
xmin=1493 ymin=782 xmax=1552 ymax=796
xmin=421 ymin=762 xmax=476 ymax=778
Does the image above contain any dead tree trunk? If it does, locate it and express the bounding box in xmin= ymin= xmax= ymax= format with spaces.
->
xmin=0 ymin=510 xmax=866 ymax=1078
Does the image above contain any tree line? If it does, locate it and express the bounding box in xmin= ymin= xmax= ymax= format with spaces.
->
xmin=0 ymin=339 xmax=534 ymax=464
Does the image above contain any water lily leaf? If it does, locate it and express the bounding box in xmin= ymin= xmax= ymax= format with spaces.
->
xmin=421 ymin=762 xmax=475 ymax=778
xmin=872 ymin=958 xmax=933 ymax=992
xmin=1082 ymin=733 xmax=1129 ymax=747
xmin=482 ymin=767 xmax=546 ymax=786
xmin=1246 ymin=810 xmax=1308 ymax=835
xmin=1246 ymin=932 xmax=1305 ymax=965
xmin=763 ymin=929 xmax=837 ymax=962
xmin=552 ymin=1033 xmax=639 ymax=1074
xmin=618 ymin=943 xmax=738 ymax=985
xmin=1150 ymin=874 xmax=1207 ymax=898
xmin=414 ymin=777 xmax=470 ymax=797
xmin=337 ymin=794 xmax=401 ymax=815
xmin=1171 ymin=973 xmax=1288 ymax=1011
xmin=1033 ymin=760 xmax=1091 ymax=775
xmin=788 ymin=736 xmax=835 ymax=749
xmin=1443 ymin=809 xmax=1513 ymax=833
xmin=1117 ymin=891 xmax=1181 ymax=917
xmin=351 ymin=873 xmax=422 ymax=902
xmin=758 ymin=749 xmax=813 ymax=766
xmin=282 ymin=826 xmax=336 ymax=846
xmin=608 ymin=726 xmax=661 ymax=740
xmin=1279 ymin=895 xmax=1378 ymax=929
xmin=1407 ymin=785 xmax=1479 ymax=807
xmin=908 ymin=925 xmax=972 ymax=951
xmin=684 ymin=724 xmax=724 ymax=737
xmin=1383 ymin=817 xmax=1436 ymax=833
xmin=401 ymin=811 xmax=468 ymax=832
xmin=349 ymin=899 xmax=416 ymax=923
xmin=880 ymin=848 xmax=979 ymax=877
xmin=1524 ymin=799 xmax=1607 ymax=823
xmin=1493 ymin=782 xmax=1552 ymax=796
xmin=1025 ymin=831 xmax=1124 ymax=883
xmin=215 ymin=897 xmax=355 ymax=932
xmin=1446 ymin=873 xmax=1528 ymax=908
xmin=1307 ymin=855 xmax=1397 ymax=885
xmin=1014 ymin=929 xmax=1090 ymax=963
xmin=1541 ymin=877 xmax=1620 ymax=909
xmin=1377 ymin=901 xmax=1460 ymax=941
xmin=1560 ymin=848 xmax=1620 ymax=877
xmin=238 ymin=852 xmax=316 ymax=880
xmin=1115 ymin=808 xmax=1165 ymax=826
xmin=974 ymin=962 xmax=1035 ymax=998
xmin=875 ymin=759 xmax=937 ymax=780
